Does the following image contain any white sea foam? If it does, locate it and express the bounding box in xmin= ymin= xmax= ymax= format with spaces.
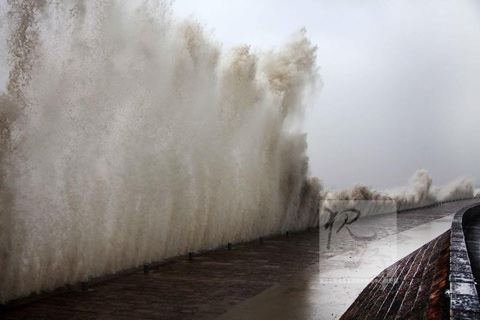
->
xmin=0 ymin=1 xmax=320 ymax=302
xmin=322 ymin=169 xmax=476 ymax=212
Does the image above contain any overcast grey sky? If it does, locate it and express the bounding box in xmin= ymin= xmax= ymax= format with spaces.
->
xmin=173 ymin=0 xmax=480 ymax=189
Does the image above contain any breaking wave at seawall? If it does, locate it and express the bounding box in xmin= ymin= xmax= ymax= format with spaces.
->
xmin=0 ymin=1 xmax=320 ymax=302
xmin=320 ymin=169 xmax=477 ymax=214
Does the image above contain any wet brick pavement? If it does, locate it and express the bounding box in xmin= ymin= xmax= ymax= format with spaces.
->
xmin=2 ymin=199 xmax=479 ymax=319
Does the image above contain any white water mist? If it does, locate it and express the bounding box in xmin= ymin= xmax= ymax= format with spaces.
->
xmin=322 ymin=169 xmax=477 ymax=210
xmin=0 ymin=1 xmax=321 ymax=302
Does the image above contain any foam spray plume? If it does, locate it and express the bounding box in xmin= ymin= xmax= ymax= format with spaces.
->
xmin=320 ymin=169 xmax=477 ymax=213
xmin=0 ymin=1 xmax=321 ymax=302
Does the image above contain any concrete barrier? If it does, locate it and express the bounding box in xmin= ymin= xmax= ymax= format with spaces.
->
xmin=450 ymin=204 xmax=480 ymax=319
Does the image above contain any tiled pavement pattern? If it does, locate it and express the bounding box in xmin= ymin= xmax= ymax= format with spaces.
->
xmin=1 ymin=231 xmax=320 ymax=320
xmin=2 ymin=199 xmax=479 ymax=319
xmin=340 ymin=230 xmax=451 ymax=320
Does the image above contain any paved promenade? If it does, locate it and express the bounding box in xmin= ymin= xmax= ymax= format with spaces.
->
xmin=2 ymin=231 xmax=319 ymax=319
xmin=219 ymin=199 xmax=480 ymax=319
xmin=2 ymin=199 xmax=479 ymax=319
xmin=341 ymin=231 xmax=450 ymax=320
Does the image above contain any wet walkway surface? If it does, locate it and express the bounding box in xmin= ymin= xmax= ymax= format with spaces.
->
xmin=2 ymin=199 xmax=480 ymax=320
xmin=341 ymin=231 xmax=450 ymax=320
xmin=218 ymin=200 xmax=480 ymax=320
xmin=1 ymin=232 xmax=319 ymax=320
xmin=315 ymin=211 xmax=456 ymax=319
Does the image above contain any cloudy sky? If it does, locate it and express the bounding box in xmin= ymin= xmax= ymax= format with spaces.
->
xmin=172 ymin=0 xmax=480 ymax=190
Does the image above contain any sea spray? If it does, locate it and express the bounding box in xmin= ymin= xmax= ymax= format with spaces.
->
xmin=0 ymin=1 xmax=320 ymax=302
xmin=321 ymin=169 xmax=477 ymax=212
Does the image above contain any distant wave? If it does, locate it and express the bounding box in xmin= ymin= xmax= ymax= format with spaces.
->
xmin=321 ymin=169 xmax=476 ymax=211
